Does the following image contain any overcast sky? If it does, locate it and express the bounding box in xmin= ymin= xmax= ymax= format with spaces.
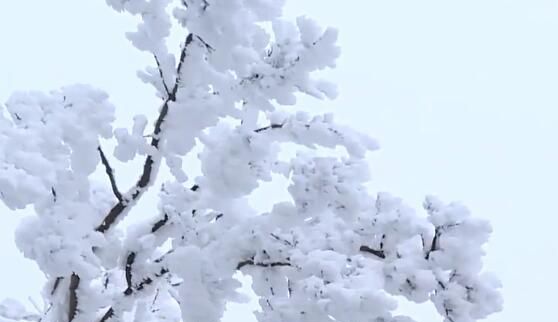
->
xmin=1 ymin=1 xmax=558 ymax=322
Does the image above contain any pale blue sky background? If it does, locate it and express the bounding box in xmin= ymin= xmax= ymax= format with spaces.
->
xmin=1 ymin=1 xmax=558 ymax=322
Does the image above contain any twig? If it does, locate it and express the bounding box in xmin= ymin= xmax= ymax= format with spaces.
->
xmin=172 ymin=33 xmax=194 ymax=98
xmin=426 ymin=227 xmax=440 ymax=260
xmin=151 ymin=289 xmax=160 ymax=311
xmin=98 ymin=266 xmax=168 ymax=322
xmin=135 ymin=268 xmax=170 ymax=292
xmin=254 ymin=123 xmax=284 ymax=133
xmin=50 ymin=277 xmax=63 ymax=295
xmin=99 ymin=307 xmax=114 ymax=322
xmin=153 ymin=55 xmax=171 ymax=96
xmin=151 ymin=213 xmax=169 ymax=233
xmin=51 ymin=188 xmax=57 ymax=203
xmin=98 ymin=146 xmax=123 ymax=202
xmin=359 ymin=245 xmax=386 ymax=259
xmin=124 ymin=252 xmax=136 ymax=295
xmin=236 ymin=258 xmax=291 ymax=270
xmin=68 ymin=274 xmax=80 ymax=322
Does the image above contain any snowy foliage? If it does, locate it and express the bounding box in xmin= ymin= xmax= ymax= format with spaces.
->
xmin=0 ymin=1 xmax=502 ymax=322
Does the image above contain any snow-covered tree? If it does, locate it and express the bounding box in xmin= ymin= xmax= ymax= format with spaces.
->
xmin=0 ymin=1 xmax=502 ymax=322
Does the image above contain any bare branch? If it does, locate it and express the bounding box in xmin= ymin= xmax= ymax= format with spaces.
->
xmin=122 ymin=212 xmax=171 ymax=296
xmin=153 ymin=55 xmax=171 ymax=96
xmin=426 ymin=226 xmax=440 ymax=260
xmin=151 ymin=213 xmax=169 ymax=233
xmin=51 ymin=277 xmax=63 ymax=295
xmin=124 ymin=252 xmax=136 ymax=296
xmin=99 ymin=308 xmax=113 ymax=322
xmin=172 ymin=33 xmax=194 ymax=98
xmin=135 ymin=268 xmax=170 ymax=292
xmin=254 ymin=123 xmax=284 ymax=133
xmin=68 ymin=274 xmax=80 ymax=322
xmin=98 ymin=266 xmax=169 ymax=322
xmin=51 ymin=187 xmax=57 ymax=203
xmin=151 ymin=289 xmax=160 ymax=311
xmin=98 ymin=146 xmax=123 ymax=202
xmin=237 ymin=258 xmax=291 ymax=270
xmin=359 ymin=245 xmax=386 ymax=259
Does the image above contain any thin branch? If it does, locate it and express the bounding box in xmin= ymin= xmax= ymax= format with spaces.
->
xmin=236 ymin=258 xmax=291 ymax=270
xmin=195 ymin=35 xmax=213 ymax=51
xmin=287 ymin=278 xmax=292 ymax=298
xmin=99 ymin=308 xmax=114 ymax=322
xmin=96 ymin=33 xmax=194 ymax=234
xmin=426 ymin=227 xmax=440 ymax=260
xmin=38 ymin=303 xmax=53 ymax=322
xmin=154 ymin=55 xmax=171 ymax=96
xmin=68 ymin=274 xmax=80 ymax=322
xmin=254 ymin=123 xmax=284 ymax=133
xmin=168 ymin=288 xmax=182 ymax=305
xmin=122 ymin=213 xmax=169 ymax=296
xmin=98 ymin=266 xmax=168 ymax=322
xmin=96 ymin=201 xmax=128 ymax=233
xmin=103 ymin=273 xmax=109 ymax=290
xmin=135 ymin=268 xmax=170 ymax=292
xmin=98 ymin=146 xmax=123 ymax=202
xmin=359 ymin=245 xmax=386 ymax=259
xmin=151 ymin=289 xmax=160 ymax=311
xmin=124 ymin=252 xmax=136 ymax=295
xmin=162 ymin=244 xmax=387 ymax=289
xmin=50 ymin=277 xmax=63 ymax=295
xmin=154 ymin=249 xmax=174 ymax=264
xmin=151 ymin=213 xmax=169 ymax=233
xmin=172 ymin=33 xmax=194 ymax=98
xmin=51 ymin=187 xmax=57 ymax=203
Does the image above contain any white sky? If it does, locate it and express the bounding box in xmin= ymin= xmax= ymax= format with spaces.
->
xmin=1 ymin=1 xmax=558 ymax=322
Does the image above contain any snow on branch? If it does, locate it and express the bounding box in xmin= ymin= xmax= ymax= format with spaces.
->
xmin=96 ymin=32 xmax=195 ymax=234
xmin=0 ymin=1 xmax=502 ymax=322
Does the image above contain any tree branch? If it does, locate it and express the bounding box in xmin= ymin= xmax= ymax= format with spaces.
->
xmin=151 ymin=213 xmax=169 ymax=233
xmin=51 ymin=277 xmax=63 ymax=295
xmin=98 ymin=146 xmax=123 ymax=202
xmin=99 ymin=307 xmax=113 ymax=322
xmin=153 ymin=55 xmax=171 ymax=96
xmin=135 ymin=268 xmax=170 ymax=292
xmin=156 ymin=243 xmax=387 ymax=290
xmin=425 ymin=227 xmax=440 ymax=260
xmin=236 ymin=258 xmax=291 ymax=270
xmin=98 ymin=264 xmax=169 ymax=322
xmin=254 ymin=123 xmax=284 ymax=133
xmin=68 ymin=274 xmax=80 ymax=322
xmin=122 ymin=214 xmax=169 ymax=296
xmin=359 ymin=245 xmax=386 ymax=259
xmin=172 ymin=33 xmax=194 ymax=98
xmin=51 ymin=187 xmax=57 ymax=203
xmin=124 ymin=252 xmax=136 ymax=296
xmin=96 ymin=33 xmax=194 ymax=234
